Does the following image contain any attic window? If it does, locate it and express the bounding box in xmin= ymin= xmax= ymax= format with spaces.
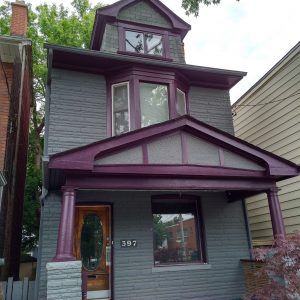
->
xmin=125 ymin=30 xmax=163 ymax=56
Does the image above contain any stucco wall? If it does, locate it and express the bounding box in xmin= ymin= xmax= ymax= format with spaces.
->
xmin=36 ymin=190 xmax=250 ymax=299
xmin=189 ymin=86 xmax=234 ymax=135
xmin=46 ymin=69 xmax=107 ymax=155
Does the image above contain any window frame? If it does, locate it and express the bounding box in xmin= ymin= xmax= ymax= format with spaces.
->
xmin=111 ymin=81 xmax=131 ymax=136
xmin=151 ymin=194 xmax=207 ymax=267
xmin=117 ymin=22 xmax=171 ymax=60
xmin=176 ymin=88 xmax=187 ymax=115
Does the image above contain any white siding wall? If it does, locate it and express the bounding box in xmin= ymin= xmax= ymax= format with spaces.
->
xmin=233 ymin=44 xmax=300 ymax=244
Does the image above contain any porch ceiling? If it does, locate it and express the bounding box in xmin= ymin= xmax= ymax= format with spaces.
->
xmin=47 ymin=116 xmax=299 ymax=191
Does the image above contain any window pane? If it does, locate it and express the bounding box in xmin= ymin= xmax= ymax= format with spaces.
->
xmin=153 ymin=213 xmax=200 ymax=265
xmin=112 ymin=83 xmax=129 ymax=135
xmin=125 ymin=31 xmax=144 ymax=53
xmin=145 ymin=33 xmax=163 ymax=56
xmin=176 ymin=89 xmax=186 ymax=115
xmin=140 ymin=83 xmax=169 ymax=127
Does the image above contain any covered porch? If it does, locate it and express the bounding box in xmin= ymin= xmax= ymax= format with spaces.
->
xmin=44 ymin=116 xmax=298 ymax=299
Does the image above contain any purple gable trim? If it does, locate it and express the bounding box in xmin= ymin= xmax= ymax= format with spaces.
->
xmin=91 ymin=0 xmax=191 ymax=50
xmin=49 ymin=115 xmax=298 ymax=180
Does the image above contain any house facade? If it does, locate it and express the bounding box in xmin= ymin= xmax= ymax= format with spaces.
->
xmin=35 ymin=1 xmax=299 ymax=299
xmin=232 ymin=42 xmax=300 ymax=246
xmin=0 ymin=1 xmax=32 ymax=280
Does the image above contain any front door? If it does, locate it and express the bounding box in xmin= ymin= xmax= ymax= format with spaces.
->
xmin=75 ymin=205 xmax=111 ymax=299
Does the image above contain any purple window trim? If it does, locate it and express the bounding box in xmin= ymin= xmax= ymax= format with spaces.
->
xmin=117 ymin=21 xmax=171 ymax=59
xmin=117 ymin=50 xmax=173 ymax=62
xmin=219 ymin=148 xmax=224 ymax=166
xmin=106 ymin=67 xmax=190 ymax=137
xmin=151 ymin=194 xmax=206 ymax=264
xmin=181 ymin=131 xmax=188 ymax=164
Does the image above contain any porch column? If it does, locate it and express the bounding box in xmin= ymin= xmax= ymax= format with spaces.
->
xmin=266 ymin=187 xmax=286 ymax=240
xmin=53 ymin=187 xmax=76 ymax=261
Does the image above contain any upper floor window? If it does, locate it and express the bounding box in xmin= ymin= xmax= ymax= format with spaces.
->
xmin=176 ymin=88 xmax=187 ymax=115
xmin=112 ymin=82 xmax=130 ymax=136
xmin=125 ymin=30 xmax=163 ymax=56
xmin=140 ymin=83 xmax=169 ymax=127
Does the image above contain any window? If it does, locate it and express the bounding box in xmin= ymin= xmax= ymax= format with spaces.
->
xmin=112 ymin=82 xmax=130 ymax=136
xmin=140 ymin=83 xmax=169 ymax=127
xmin=176 ymin=89 xmax=187 ymax=115
xmin=152 ymin=196 xmax=205 ymax=266
xmin=125 ymin=30 xmax=163 ymax=56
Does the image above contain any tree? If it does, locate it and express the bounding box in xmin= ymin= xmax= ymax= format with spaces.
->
xmin=0 ymin=0 xmax=103 ymax=253
xmin=246 ymin=231 xmax=300 ymax=300
xmin=181 ymin=0 xmax=239 ymax=16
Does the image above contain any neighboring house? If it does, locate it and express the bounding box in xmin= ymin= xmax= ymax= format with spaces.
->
xmin=232 ymin=42 xmax=300 ymax=246
xmin=0 ymin=1 xmax=32 ymax=280
xmin=35 ymin=1 xmax=299 ymax=299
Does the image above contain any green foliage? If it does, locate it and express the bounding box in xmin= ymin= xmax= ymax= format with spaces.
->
xmin=153 ymin=214 xmax=167 ymax=248
xmin=181 ymin=0 xmax=239 ymax=16
xmin=0 ymin=0 xmax=103 ymax=253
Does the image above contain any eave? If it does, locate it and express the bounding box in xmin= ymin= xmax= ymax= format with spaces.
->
xmin=45 ymin=43 xmax=246 ymax=89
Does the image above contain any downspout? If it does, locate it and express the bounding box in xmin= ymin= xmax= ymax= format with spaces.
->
xmin=242 ymin=199 xmax=253 ymax=259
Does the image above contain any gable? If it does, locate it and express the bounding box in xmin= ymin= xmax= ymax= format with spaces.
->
xmin=118 ymin=1 xmax=172 ymax=28
xmin=95 ymin=132 xmax=265 ymax=171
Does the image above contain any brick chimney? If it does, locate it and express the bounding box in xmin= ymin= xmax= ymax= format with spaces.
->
xmin=10 ymin=1 xmax=28 ymax=37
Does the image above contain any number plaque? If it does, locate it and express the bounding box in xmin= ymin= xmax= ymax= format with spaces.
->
xmin=120 ymin=239 xmax=137 ymax=248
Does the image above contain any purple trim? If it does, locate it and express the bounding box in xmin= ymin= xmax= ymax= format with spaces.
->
xmin=267 ymin=187 xmax=286 ymax=240
xmin=66 ymin=174 xmax=275 ymax=191
xmin=49 ymin=116 xmax=298 ymax=182
xmin=152 ymin=194 xmax=200 ymax=201
xmin=219 ymin=148 xmax=224 ymax=166
xmin=117 ymin=51 xmax=172 ymax=61
xmin=53 ymin=187 xmax=76 ymax=262
xmin=93 ymin=165 xmax=265 ymax=177
xmin=90 ymin=0 xmax=191 ymax=50
xmin=181 ymin=132 xmax=188 ymax=164
xmin=142 ymin=144 xmax=148 ymax=164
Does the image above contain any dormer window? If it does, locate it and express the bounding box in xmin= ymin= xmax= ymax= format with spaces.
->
xmin=125 ymin=31 xmax=163 ymax=56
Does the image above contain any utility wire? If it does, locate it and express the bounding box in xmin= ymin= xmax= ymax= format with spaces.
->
xmin=232 ymin=91 xmax=300 ymax=110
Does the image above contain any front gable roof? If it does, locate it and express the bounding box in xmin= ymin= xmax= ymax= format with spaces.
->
xmin=91 ymin=0 xmax=191 ymax=50
xmin=49 ymin=116 xmax=299 ymax=181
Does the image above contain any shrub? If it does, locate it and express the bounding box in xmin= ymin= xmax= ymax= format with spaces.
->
xmin=245 ymin=231 xmax=300 ymax=300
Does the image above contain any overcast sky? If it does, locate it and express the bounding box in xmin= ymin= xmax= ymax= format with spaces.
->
xmin=30 ymin=0 xmax=300 ymax=103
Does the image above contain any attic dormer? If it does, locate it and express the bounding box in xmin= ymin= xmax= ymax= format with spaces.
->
xmin=91 ymin=0 xmax=191 ymax=63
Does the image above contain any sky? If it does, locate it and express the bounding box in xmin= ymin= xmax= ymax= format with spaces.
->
xmin=30 ymin=0 xmax=300 ymax=103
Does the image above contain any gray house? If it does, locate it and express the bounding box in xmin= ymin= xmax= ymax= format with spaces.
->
xmin=35 ymin=0 xmax=299 ymax=299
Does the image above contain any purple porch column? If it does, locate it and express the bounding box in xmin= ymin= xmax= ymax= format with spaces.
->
xmin=267 ymin=187 xmax=286 ymax=240
xmin=53 ymin=187 xmax=76 ymax=262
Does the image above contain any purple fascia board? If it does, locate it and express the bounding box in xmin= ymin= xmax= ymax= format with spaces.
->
xmin=49 ymin=115 xmax=298 ymax=178
xmin=65 ymin=174 xmax=275 ymax=191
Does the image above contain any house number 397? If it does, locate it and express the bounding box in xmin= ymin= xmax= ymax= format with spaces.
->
xmin=120 ymin=240 xmax=137 ymax=248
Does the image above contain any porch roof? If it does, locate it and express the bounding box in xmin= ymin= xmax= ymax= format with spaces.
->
xmin=48 ymin=116 xmax=299 ymax=192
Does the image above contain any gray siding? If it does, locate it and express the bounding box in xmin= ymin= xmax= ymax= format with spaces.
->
xmin=189 ymin=86 xmax=234 ymax=134
xmin=47 ymin=69 xmax=107 ymax=155
xmin=101 ymin=24 xmax=118 ymax=53
xmin=169 ymin=35 xmax=185 ymax=64
xmin=118 ymin=1 xmax=172 ymax=29
xmin=35 ymin=191 xmax=61 ymax=300
xmin=36 ymin=191 xmax=249 ymax=299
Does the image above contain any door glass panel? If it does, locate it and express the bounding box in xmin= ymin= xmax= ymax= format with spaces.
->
xmin=81 ymin=213 xmax=103 ymax=271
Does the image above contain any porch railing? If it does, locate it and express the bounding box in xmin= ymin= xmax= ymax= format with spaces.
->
xmin=241 ymin=259 xmax=268 ymax=296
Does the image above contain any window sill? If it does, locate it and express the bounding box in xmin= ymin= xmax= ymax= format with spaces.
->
xmin=152 ymin=263 xmax=211 ymax=273
xmin=117 ymin=50 xmax=173 ymax=62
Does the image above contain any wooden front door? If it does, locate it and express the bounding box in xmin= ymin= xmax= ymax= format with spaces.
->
xmin=75 ymin=206 xmax=111 ymax=295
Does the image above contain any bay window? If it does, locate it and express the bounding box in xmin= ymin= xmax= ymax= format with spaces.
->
xmin=176 ymin=88 xmax=187 ymax=115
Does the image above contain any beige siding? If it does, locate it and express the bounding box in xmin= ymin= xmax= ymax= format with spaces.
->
xmin=233 ymin=43 xmax=300 ymax=244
